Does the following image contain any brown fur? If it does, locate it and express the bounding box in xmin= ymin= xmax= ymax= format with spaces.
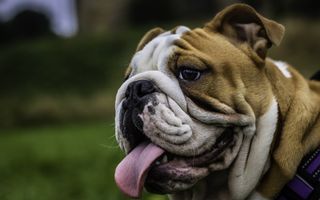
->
xmin=258 ymin=62 xmax=320 ymax=197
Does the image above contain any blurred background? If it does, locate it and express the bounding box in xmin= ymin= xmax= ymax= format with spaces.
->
xmin=0 ymin=0 xmax=319 ymax=200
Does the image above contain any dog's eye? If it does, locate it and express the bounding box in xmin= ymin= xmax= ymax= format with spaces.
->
xmin=178 ymin=68 xmax=201 ymax=81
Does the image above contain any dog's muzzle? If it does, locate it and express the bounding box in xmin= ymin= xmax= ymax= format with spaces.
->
xmin=115 ymin=73 xmax=247 ymax=199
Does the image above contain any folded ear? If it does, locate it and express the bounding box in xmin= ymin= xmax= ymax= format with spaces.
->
xmin=136 ymin=27 xmax=165 ymax=51
xmin=204 ymin=4 xmax=285 ymax=59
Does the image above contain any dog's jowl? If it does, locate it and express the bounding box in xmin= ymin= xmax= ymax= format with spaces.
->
xmin=114 ymin=3 xmax=320 ymax=200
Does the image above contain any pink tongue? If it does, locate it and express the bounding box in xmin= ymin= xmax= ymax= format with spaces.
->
xmin=115 ymin=142 xmax=165 ymax=198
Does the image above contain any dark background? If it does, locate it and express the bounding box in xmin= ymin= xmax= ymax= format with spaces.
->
xmin=0 ymin=0 xmax=319 ymax=200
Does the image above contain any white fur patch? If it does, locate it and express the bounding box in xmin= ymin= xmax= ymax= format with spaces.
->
xmin=229 ymin=97 xmax=278 ymax=200
xmin=273 ymin=60 xmax=292 ymax=78
xmin=130 ymin=26 xmax=190 ymax=75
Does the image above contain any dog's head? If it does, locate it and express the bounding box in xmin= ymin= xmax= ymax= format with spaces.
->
xmin=114 ymin=4 xmax=285 ymax=198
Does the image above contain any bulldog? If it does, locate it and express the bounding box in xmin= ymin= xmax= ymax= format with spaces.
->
xmin=114 ymin=4 xmax=320 ymax=200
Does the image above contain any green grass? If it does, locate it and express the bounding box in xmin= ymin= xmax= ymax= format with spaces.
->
xmin=0 ymin=122 xmax=167 ymax=200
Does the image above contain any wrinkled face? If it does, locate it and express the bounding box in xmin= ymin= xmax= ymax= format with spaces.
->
xmin=114 ymin=25 xmax=271 ymax=196
xmin=114 ymin=4 xmax=286 ymax=198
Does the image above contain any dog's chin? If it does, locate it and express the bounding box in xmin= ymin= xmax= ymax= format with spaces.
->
xmin=144 ymin=128 xmax=242 ymax=194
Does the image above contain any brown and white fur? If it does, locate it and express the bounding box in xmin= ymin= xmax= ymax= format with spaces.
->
xmin=115 ymin=4 xmax=320 ymax=200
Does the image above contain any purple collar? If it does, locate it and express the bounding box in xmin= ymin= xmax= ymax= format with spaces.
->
xmin=276 ymin=147 xmax=320 ymax=199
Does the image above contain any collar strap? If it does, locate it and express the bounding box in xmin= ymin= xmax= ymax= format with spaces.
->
xmin=276 ymin=147 xmax=320 ymax=200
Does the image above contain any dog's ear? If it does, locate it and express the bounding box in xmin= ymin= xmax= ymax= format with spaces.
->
xmin=136 ymin=27 xmax=165 ymax=51
xmin=204 ymin=4 xmax=285 ymax=60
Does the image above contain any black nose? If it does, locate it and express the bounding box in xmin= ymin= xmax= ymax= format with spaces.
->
xmin=125 ymin=80 xmax=156 ymax=101
xmin=121 ymin=80 xmax=157 ymax=148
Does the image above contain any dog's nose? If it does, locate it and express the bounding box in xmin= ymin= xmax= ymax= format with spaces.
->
xmin=121 ymin=80 xmax=156 ymax=149
xmin=125 ymin=80 xmax=156 ymax=101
